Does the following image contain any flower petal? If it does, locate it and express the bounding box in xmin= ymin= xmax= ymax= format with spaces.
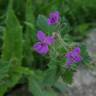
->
xmin=70 ymin=51 xmax=81 ymax=63
xmin=66 ymin=59 xmax=73 ymax=65
xmin=50 ymin=11 xmax=59 ymax=18
xmin=74 ymin=47 xmax=81 ymax=54
xmin=37 ymin=31 xmax=46 ymax=42
xmin=65 ymin=51 xmax=72 ymax=58
xmin=65 ymin=47 xmax=82 ymax=66
xmin=33 ymin=42 xmax=48 ymax=55
xmin=45 ymin=36 xmax=54 ymax=45
xmin=39 ymin=44 xmax=49 ymax=54
xmin=74 ymin=56 xmax=82 ymax=62
xmin=33 ymin=42 xmax=42 ymax=52
xmin=48 ymin=11 xmax=60 ymax=25
xmin=48 ymin=18 xmax=51 ymax=25
xmin=65 ymin=52 xmax=74 ymax=65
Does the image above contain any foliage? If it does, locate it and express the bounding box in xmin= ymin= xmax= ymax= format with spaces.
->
xmin=0 ymin=0 xmax=93 ymax=96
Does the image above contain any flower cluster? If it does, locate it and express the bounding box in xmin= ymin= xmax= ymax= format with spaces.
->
xmin=33 ymin=11 xmax=59 ymax=54
xmin=33 ymin=11 xmax=82 ymax=66
xmin=33 ymin=31 xmax=54 ymax=54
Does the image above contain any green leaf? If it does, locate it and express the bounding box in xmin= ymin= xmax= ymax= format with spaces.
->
xmin=54 ymin=80 xmax=68 ymax=94
xmin=0 ymin=84 xmax=8 ymax=96
xmin=0 ymin=0 xmax=23 ymax=95
xmin=60 ymin=16 xmax=71 ymax=35
xmin=24 ymin=0 xmax=35 ymax=66
xmin=25 ymin=0 xmax=35 ymax=40
xmin=0 ymin=68 xmax=22 ymax=96
xmin=37 ymin=15 xmax=49 ymax=34
xmin=36 ymin=15 xmax=56 ymax=35
xmin=0 ymin=60 xmax=11 ymax=96
xmin=73 ymin=23 xmax=90 ymax=39
xmin=62 ymin=69 xmax=74 ymax=84
xmin=2 ymin=0 xmax=23 ymax=65
xmin=28 ymin=75 xmax=43 ymax=96
xmin=42 ymin=90 xmax=58 ymax=96
xmin=49 ymin=38 xmax=67 ymax=67
xmin=0 ymin=60 xmax=11 ymax=81
xmin=43 ymin=67 xmax=59 ymax=86
xmin=80 ymin=44 xmax=91 ymax=65
xmin=28 ymin=72 xmax=58 ymax=96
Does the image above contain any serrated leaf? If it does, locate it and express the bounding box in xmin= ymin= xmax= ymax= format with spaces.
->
xmin=0 ymin=60 xmax=11 ymax=96
xmin=2 ymin=0 xmax=23 ymax=65
xmin=0 ymin=0 xmax=23 ymax=95
xmin=0 ymin=60 xmax=11 ymax=81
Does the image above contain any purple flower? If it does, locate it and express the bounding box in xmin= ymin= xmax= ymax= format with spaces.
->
xmin=48 ymin=11 xmax=60 ymax=25
xmin=65 ymin=47 xmax=82 ymax=66
xmin=33 ymin=31 xmax=54 ymax=55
